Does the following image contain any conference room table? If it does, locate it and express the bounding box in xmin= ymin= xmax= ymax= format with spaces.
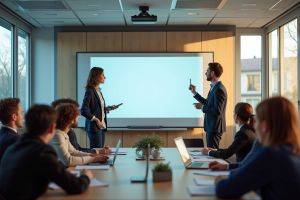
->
xmin=40 ymin=148 xmax=259 ymax=200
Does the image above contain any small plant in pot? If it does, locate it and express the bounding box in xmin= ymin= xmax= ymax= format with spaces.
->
xmin=152 ymin=162 xmax=172 ymax=182
xmin=133 ymin=136 xmax=164 ymax=158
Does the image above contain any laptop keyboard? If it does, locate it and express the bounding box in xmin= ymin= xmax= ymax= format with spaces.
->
xmin=189 ymin=162 xmax=203 ymax=167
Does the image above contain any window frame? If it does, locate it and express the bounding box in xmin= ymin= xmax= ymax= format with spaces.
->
xmin=265 ymin=5 xmax=300 ymax=110
xmin=0 ymin=17 xmax=31 ymax=109
xmin=235 ymin=29 xmax=266 ymax=106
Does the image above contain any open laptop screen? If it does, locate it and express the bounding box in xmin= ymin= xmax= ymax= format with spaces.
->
xmin=174 ymin=137 xmax=191 ymax=163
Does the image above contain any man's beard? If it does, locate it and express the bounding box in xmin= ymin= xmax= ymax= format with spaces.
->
xmin=71 ymin=122 xmax=78 ymax=128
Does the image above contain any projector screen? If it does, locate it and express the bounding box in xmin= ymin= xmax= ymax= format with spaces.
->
xmin=77 ymin=52 xmax=213 ymax=129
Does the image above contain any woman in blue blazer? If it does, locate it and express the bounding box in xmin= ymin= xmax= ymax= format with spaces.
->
xmin=81 ymin=67 xmax=112 ymax=148
xmin=215 ymin=97 xmax=300 ymax=200
xmin=202 ymin=102 xmax=256 ymax=162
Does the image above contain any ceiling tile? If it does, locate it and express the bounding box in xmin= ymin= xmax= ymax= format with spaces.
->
xmin=27 ymin=10 xmax=76 ymax=19
xmin=168 ymin=17 xmax=211 ymax=25
xmin=35 ymin=18 xmax=82 ymax=26
xmin=121 ymin=0 xmax=172 ymax=10
xmin=249 ymin=18 xmax=272 ymax=28
xmin=75 ymin=10 xmax=123 ymax=18
xmin=81 ymin=18 xmax=125 ymax=26
xmin=211 ymin=17 xmax=256 ymax=27
xmin=65 ymin=0 xmax=121 ymax=10
xmin=170 ymin=9 xmax=217 ymax=18
xmin=216 ymin=9 xmax=279 ymax=18
xmin=222 ymin=0 xmax=282 ymax=10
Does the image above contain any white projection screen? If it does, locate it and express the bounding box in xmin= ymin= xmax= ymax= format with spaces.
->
xmin=77 ymin=52 xmax=213 ymax=129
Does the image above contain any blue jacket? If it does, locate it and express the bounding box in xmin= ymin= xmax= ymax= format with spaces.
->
xmin=81 ymin=88 xmax=107 ymax=132
xmin=68 ymin=129 xmax=96 ymax=153
xmin=194 ymin=81 xmax=227 ymax=133
xmin=216 ymin=145 xmax=300 ymax=200
xmin=0 ymin=127 xmax=19 ymax=162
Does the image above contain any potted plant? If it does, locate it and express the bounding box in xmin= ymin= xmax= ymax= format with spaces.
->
xmin=133 ymin=136 xmax=164 ymax=158
xmin=152 ymin=162 xmax=172 ymax=182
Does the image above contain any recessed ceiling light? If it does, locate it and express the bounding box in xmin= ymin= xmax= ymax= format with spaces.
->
xmin=187 ymin=12 xmax=198 ymax=16
xmin=269 ymin=0 xmax=282 ymax=10
xmin=92 ymin=13 xmax=99 ymax=16
xmin=88 ymin=4 xmax=99 ymax=7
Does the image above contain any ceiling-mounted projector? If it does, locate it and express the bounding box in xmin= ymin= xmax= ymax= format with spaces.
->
xmin=131 ymin=6 xmax=157 ymax=24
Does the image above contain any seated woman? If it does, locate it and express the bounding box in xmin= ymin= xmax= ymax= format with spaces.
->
xmin=50 ymin=104 xmax=108 ymax=167
xmin=51 ymin=98 xmax=111 ymax=155
xmin=202 ymin=102 xmax=256 ymax=162
xmin=215 ymin=97 xmax=300 ymax=199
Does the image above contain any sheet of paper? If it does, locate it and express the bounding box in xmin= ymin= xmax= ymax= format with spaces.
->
xmin=187 ymin=185 xmax=215 ymax=196
xmin=193 ymin=170 xmax=230 ymax=177
xmin=49 ymin=179 xmax=108 ymax=189
xmin=75 ymin=165 xmax=110 ymax=170
xmin=193 ymin=178 xmax=214 ymax=186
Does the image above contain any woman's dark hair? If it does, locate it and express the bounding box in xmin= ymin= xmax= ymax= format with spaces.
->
xmin=234 ymin=102 xmax=255 ymax=131
xmin=56 ymin=104 xmax=79 ymax=130
xmin=51 ymin=98 xmax=79 ymax=108
xmin=85 ymin=67 xmax=104 ymax=88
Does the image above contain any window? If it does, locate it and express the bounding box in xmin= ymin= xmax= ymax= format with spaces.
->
xmin=247 ymin=74 xmax=260 ymax=92
xmin=241 ymin=97 xmax=261 ymax=110
xmin=17 ymin=29 xmax=29 ymax=110
xmin=268 ymin=30 xmax=279 ymax=96
xmin=280 ymin=19 xmax=298 ymax=106
xmin=0 ymin=18 xmax=30 ymax=109
xmin=0 ymin=19 xmax=13 ymax=99
xmin=240 ymin=35 xmax=262 ymax=109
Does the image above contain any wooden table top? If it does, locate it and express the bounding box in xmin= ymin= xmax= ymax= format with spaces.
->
xmin=39 ymin=148 xmax=257 ymax=200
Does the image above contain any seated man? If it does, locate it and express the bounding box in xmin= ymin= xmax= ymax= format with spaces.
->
xmin=0 ymin=98 xmax=23 ymax=161
xmin=0 ymin=105 xmax=93 ymax=200
xmin=51 ymin=98 xmax=110 ymax=155
xmin=50 ymin=103 xmax=108 ymax=167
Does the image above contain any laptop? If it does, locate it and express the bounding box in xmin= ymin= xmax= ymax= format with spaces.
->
xmin=106 ymin=139 xmax=122 ymax=166
xmin=174 ymin=137 xmax=208 ymax=169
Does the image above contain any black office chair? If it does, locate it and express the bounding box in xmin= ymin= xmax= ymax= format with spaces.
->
xmin=183 ymin=138 xmax=204 ymax=148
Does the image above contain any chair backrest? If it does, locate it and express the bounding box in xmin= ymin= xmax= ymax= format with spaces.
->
xmin=183 ymin=138 xmax=204 ymax=148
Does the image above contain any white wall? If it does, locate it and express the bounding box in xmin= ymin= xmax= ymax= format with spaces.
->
xmin=31 ymin=28 xmax=55 ymax=104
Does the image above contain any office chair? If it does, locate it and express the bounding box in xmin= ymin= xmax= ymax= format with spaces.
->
xmin=183 ymin=138 xmax=204 ymax=148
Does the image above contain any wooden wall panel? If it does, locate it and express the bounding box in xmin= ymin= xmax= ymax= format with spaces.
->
xmin=105 ymin=131 xmax=123 ymax=147
xmin=202 ymin=31 xmax=235 ymax=148
xmin=57 ymin=31 xmax=235 ymax=148
xmin=57 ymin=32 xmax=86 ymax=99
xmin=166 ymin=32 xmax=202 ymax=52
xmin=74 ymin=128 xmax=89 ymax=148
xmin=87 ymin=32 xmax=122 ymax=52
xmin=123 ymin=32 xmax=167 ymax=52
xmin=167 ymin=128 xmax=204 ymax=147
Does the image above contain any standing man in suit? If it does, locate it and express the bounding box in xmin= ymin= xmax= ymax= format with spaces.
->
xmin=0 ymin=98 xmax=23 ymax=161
xmin=189 ymin=62 xmax=227 ymax=149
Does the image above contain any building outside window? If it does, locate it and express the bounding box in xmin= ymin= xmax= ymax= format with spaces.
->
xmin=240 ymin=35 xmax=262 ymax=110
